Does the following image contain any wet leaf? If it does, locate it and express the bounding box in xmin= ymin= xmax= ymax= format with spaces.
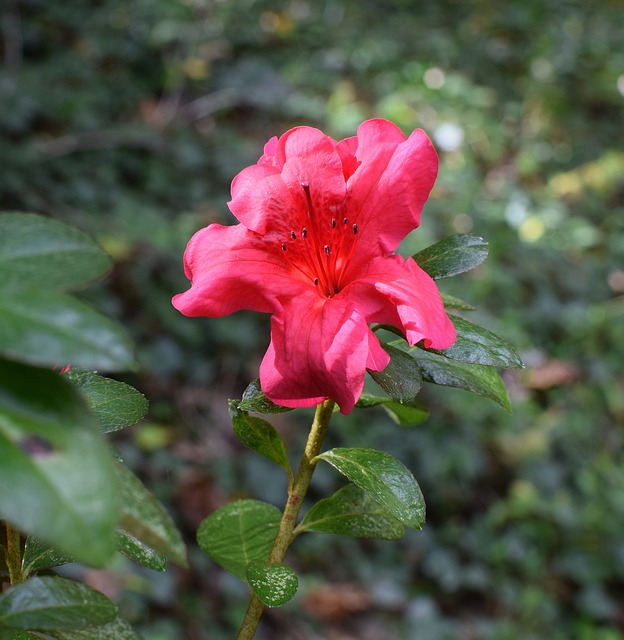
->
xmin=0 ymin=212 xmax=111 ymax=291
xmin=0 ymin=359 xmax=119 ymax=565
xmin=317 ymin=448 xmax=426 ymax=530
xmin=197 ymin=500 xmax=281 ymax=579
xmin=299 ymin=483 xmax=404 ymax=539
xmin=65 ymin=371 xmax=148 ymax=433
xmin=246 ymin=560 xmax=298 ymax=607
xmin=0 ymin=576 xmax=116 ymax=630
xmin=238 ymin=379 xmax=292 ymax=414
xmin=413 ymin=234 xmax=488 ymax=279
xmin=431 ymin=316 xmax=524 ymax=368
xmin=0 ymin=290 xmax=134 ymax=371
xmin=229 ymin=402 xmax=291 ymax=478
xmin=115 ymin=462 xmax=187 ymax=567
xmin=368 ymin=343 xmax=422 ymax=403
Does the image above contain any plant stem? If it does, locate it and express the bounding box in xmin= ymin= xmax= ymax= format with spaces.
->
xmin=236 ymin=399 xmax=335 ymax=640
xmin=5 ymin=522 xmax=24 ymax=585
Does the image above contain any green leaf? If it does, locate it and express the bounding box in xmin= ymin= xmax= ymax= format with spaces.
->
xmin=355 ymin=393 xmax=389 ymax=408
xmin=382 ymin=401 xmax=429 ymax=426
xmin=46 ymin=617 xmax=143 ymax=640
xmin=64 ymin=371 xmax=148 ymax=433
xmin=316 ymin=448 xmax=426 ymax=530
xmin=0 ymin=576 xmax=116 ymax=630
xmin=0 ymin=213 xmax=111 ymax=292
xmin=0 ymin=359 xmax=119 ymax=565
xmin=246 ymin=560 xmax=298 ymax=608
xmin=441 ymin=292 xmax=476 ymax=310
xmin=432 ymin=316 xmax=524 ymax=368
xmin=368 ymin=343 xmax=422 ymax=403
xmin=355 ymin=395 xmax=429 ymax=426
xmin=0 ymin=290 xmax=134 ymax=371
xmin=22 ymin=537 xmax=72 ymax=576
xmin=237 ymin=379 xmax=292 ymax=414
xmin=404 ymin=346 xmax=512 ymax=411
xmin=229 ymin=403 xmax=291 ymax=478
xmin=413 ymin=234 xmax=488 ymax=279
xmin=298 ymin=484 xmax=404 ymax=539
xmin=197 ymin=500 xmax=282 ymax=579
xmin=115 ymin=462 xmax=187 ymax=567
xmin=116 ymin=531 xmax=167 ymax=572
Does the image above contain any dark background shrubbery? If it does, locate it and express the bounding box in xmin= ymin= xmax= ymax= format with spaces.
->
xmin=1 ymin=1 xmax=623 ymax=638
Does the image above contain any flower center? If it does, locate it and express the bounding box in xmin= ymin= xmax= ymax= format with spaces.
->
xmin=280 ymin=183 xmax=359 ymax=297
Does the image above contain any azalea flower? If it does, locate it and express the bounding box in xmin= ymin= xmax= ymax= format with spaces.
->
xmin=173 ymin=118 xmax=456 ymax=414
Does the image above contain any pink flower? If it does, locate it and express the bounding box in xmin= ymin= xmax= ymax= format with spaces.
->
xmin=173 ymin=119 xmax=456 ymax=414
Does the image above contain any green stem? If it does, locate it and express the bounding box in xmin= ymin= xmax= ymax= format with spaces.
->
xmin=4 ymin=522 xmax=24 ymax=585
xmin=236 ymin=399 xmax=335 ymax=640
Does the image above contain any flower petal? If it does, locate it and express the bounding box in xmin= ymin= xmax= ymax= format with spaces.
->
xmin=172 ymin=224 xmax=306 ymax=317
xmin=228 ymin=165 xmax=287 ymax=234
xmin=346 ymin=119 xmax=439 ymax=258
xmin=276 ymin=126 xmax=346 ymax=205
xmin=342 ymin=254 xmax=456 ymax=350
xmin=259 ymin=292 xmax=379 ymax=414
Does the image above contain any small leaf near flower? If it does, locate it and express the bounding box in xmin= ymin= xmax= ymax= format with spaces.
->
xmin=404 ymin=346 xmax=512 ymax=412
xmin=413 ymin=234 xmax=488 ymax=280
xmin=229 ymin=402 xmax=292 ymax=480
xmin=429 ymin=316 xmax=524 ymax=369
xmin=238 ymin=379 xmax=292 ymax=414
xmin=368 ymin=343 xmax=422 ymax=403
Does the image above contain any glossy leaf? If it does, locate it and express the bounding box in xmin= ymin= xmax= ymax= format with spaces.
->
xmin=65 ymin=370 xmax=148 ymax=433
xmin=404 ymin=346 xmax=512 ymax=411
xmin=116 ymin=531 xmax=167 ymax=572
xmin=229 ymin=403 xmax=291 ymax=478
xmin=115 ymin=462 xmax=187 ymax=567
xmin=298 ymin=483 xmax=404 ymax=539
xmin=0 ymin=290 xmax=134 ymax=371
xmin=0 ymin=576 xmax=116 ymax=630
xmin=0 ymin=359 xmax=119 ymax=565
xmin=382 ymin=401 xmax=429 ymax=426
xmin=0 ymin=212 xmax=111 ymax=291
xmin=432 ymin=316 xmax=524 ymax=368
xmin=246 ymin=560 xmax=298 ymax=608
xmin=317 ymin=448 xmax=426 ymax=530
xmin=355 ymin=393 xmax=389 ymax=408
xmin=355 ymin=395 xmax=429 ymax=426
xmin=441 ymin=292 xmax=475 ymax=310
xmin=45 ymin=617 xmax=142 ymax=640
xmin=413 ymin=234 xmax=488 ymax=279
xmin=237 ymin=379 xmax=292 ymax=414
xmin=22 ymin=537 xmax=72 ymax=576
xmin=197 ymin=500 xmax=282 ymax=579
xmin=368 ymin=343 xmax=422 ymax=403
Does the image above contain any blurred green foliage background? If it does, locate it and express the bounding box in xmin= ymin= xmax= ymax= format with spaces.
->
xmin=1 ymin=0 xmax=623 ymax=638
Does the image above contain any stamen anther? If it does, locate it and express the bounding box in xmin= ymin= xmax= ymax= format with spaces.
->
xmin=302 ymin=228 xmax=307 ymax=238
xmin=291 ymin=231 xmax=297 ymax=240
xmin=353 ymin=224 xmax=358 ymax=234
